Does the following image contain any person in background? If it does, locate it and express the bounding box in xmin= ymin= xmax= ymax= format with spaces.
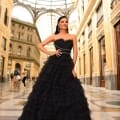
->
xmin=22 ymin=68 xmax=28 ymax=87
xmin=13 ymin=68 xmax=20 ymax=89
xmin=10 ymin=73 xmax=14 ymax=90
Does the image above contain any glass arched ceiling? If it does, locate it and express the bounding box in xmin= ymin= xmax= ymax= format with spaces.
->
xmin=15 ymin=0 xmax=76 ymax=10
xmin=36 ymin=13 xmax=60 ymax=40
xmin=13 ymin=0 xmax=78 ymax=41
xmin=12 ymin=6 xmax=33 ymax=23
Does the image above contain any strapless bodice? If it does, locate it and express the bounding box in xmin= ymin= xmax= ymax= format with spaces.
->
xmin=54 ymin=39 xmax=73 ymax=54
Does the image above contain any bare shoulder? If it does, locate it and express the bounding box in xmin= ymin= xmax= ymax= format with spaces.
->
xmin=69 ymin=34 xmax=77 ymax=41
xmin=51 ymin=34 xmax=59 ymax=41
xmin=48 ymin=34 xmax=56 ymax=40
xmin=44 ymin=34 xmax=56 ymax=42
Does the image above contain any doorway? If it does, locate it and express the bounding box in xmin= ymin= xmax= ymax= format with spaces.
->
xmin=99 ymin=36 xmax=106 ymax=87
xmin=115 ymin=21 xmax=120 ymax=90
xmin=89 ymin=47 xmax=93 ymax=85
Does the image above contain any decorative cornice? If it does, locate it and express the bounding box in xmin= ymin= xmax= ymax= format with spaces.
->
xmin=111 ymin=1 xmax=120 ymax=25
xmin=111 ymin=0 xmax=120 ymax=9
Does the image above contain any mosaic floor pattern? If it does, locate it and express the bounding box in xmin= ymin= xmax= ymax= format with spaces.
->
xmin=0 ymin=81 xmax=120 ymax=120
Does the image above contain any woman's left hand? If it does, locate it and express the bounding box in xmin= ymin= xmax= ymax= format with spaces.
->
xmin=72 ymin=69 xmax=77 ymax=77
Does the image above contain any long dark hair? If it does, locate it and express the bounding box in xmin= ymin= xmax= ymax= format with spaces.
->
xmin=54 ymin=16 xmax=68 ymax=34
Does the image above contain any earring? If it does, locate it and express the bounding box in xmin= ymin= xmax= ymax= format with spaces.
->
xmin=58 ymin=26 xmax=60 ymax=32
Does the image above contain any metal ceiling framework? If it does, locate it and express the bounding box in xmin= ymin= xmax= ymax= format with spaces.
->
xmin=13 ymin=0 xmax=78 ymax=23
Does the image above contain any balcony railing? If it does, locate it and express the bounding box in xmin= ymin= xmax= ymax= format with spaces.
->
xmin=9 ymin=53 xmax=32 ymax=60
xmin=9 ymin=53 xmax=40 ymax=66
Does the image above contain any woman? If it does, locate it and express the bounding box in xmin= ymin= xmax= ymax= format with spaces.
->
xmin=18 ymin=16 xmax=91 ymax=120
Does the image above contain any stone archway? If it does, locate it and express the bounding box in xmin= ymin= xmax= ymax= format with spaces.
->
xmin=15 ymin=63 xmax=21 ymax=72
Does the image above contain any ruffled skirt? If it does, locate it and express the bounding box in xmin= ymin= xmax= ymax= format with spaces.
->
xmin=18 ymin=55 xmax=91 ymax=120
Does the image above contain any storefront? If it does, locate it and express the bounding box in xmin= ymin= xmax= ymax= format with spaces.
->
xmin=0 ymin=56 xmax=5 ymax=82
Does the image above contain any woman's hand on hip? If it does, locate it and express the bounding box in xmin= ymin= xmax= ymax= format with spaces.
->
xmin=50 ymin=49 xmax=62 ymax=57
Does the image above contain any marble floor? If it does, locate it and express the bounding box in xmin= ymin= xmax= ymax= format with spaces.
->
xmin=0 ymin=80 xmax=120 ymax=120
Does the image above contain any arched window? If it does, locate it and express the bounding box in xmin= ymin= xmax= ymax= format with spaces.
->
xmin=9 ymin=43 xmax=13 ymax=53
xmin=27 ymin=47 xmax=31 ymax=57
xmin=30 ymin=35 xmax=32 ymax=42
xmin=0 ymin=5 xmax=1 ymax=18
xmin=4 ymin=8 xmax=8 ymax=25
xmin=17 ymin=45 xmax=22 ymax=56
xmin=2 ymin=37 xmax=6 ymax=51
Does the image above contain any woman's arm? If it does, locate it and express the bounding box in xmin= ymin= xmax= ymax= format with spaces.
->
xmin=72 ymin=35 xmax=78 ymax=67
xmin=38 ymin=35 xmax=61 ymax=56
xmin=72 ymin=35 xmax=78 ymax=77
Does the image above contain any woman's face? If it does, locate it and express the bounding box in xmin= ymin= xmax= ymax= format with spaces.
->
xmin=58 ymin=17 xmax=68 ymax=31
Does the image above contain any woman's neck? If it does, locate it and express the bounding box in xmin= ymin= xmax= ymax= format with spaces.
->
xmin=59 ymin=30 xmax=68 ymax=35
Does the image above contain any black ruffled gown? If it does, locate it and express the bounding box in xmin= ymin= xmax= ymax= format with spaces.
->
xmin=18 ymin=39 xmax=91 ymax=120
